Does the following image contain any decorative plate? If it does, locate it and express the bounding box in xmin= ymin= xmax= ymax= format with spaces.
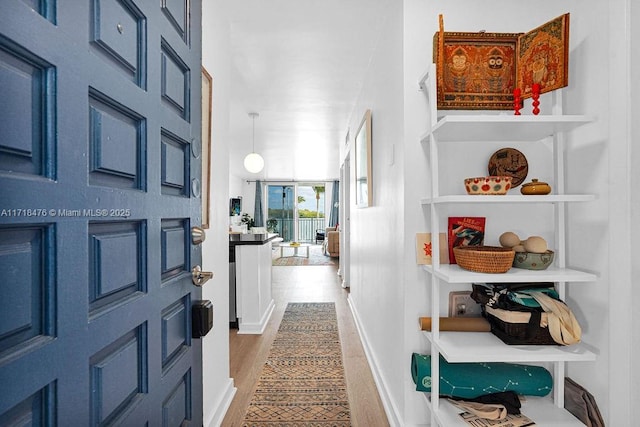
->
xmin=488 ymin=147 xmax=529 ymax=187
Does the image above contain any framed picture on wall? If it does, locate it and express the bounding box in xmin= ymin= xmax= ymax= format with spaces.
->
xmin=433 ymin=31 xmax=521 ymax=110
xmin=433 ymin=14 xmax=570 ymax=109
xmin=201 ymin=66 xmax=213 ymax=228
xmin=354 ymin=109 xmax=372 ymax=208
xmin=229 ymin=197 xmax=242 ymax=217
xmin=516 ymin=13 xmax=570 ymax=99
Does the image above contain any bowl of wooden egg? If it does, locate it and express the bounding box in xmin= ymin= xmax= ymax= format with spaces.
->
xmin=499 ymin=232 xmax=554 ymax=270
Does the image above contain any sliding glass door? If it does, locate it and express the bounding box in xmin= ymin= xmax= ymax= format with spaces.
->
xmin=267 ymin=185 xmax=295 ymax=241
xmin=266 ymin=183 xmax=325 ymax=242
xmin=297 ymin=183 xmax=325 ymax=242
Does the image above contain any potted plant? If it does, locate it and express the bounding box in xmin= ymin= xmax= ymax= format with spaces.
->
xmin=266 ymin=218 xmax=278 ymax=233
xmin=240 ymin=213 xmax=255 ymax=229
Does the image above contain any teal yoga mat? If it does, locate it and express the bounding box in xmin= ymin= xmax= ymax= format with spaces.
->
xmin=411 ymin=353 xmax=552 ymax=399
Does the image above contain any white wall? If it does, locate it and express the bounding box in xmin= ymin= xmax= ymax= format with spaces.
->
xmin=343 ymin=1 xmax=406 ymax=424
xmin=630 ymin=0 xmax=640 ymax=418
xmin=201 ymin=3 xmax=236 ymax=426
xmin=229 ymin=174 xmax=245 ymax=207
xmin=608 ymin=0 xmax=635 ymax=424
xmin=400 ymin=1 xmax=434 ymax=423
xmin=347 ymin=0 xmax=631 ymax=425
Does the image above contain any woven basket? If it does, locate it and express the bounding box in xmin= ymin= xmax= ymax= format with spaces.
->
xmin=453 ymin=246 xmax=515 ymax=273
xmin=485 ymin=307 xmax=558 ymax=345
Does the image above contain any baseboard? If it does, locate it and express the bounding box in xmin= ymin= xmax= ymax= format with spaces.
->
xmin=205 ymin=378 xmax=236 ymax=427
xmin=237 ymin=299 xmax=275 ymax=334
xmin=347 ymin=295 xmax=403 ymax=427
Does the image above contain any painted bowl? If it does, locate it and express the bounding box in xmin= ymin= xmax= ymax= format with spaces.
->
xmin=512 ymin=250 xmax=555 ymax=270
xmin=464 ymin=176 xmax=512 ymax=195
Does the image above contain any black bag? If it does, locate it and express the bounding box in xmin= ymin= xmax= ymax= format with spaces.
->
xmin=471 ymin=283 xmax=560 ymax=345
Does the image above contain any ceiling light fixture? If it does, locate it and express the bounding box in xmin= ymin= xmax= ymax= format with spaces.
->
xmin=243 ymin=112 xmax=264 ymax=173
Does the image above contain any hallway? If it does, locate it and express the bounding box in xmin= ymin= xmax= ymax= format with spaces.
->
xmin=222 ymin=265 xmax=389 ymax=426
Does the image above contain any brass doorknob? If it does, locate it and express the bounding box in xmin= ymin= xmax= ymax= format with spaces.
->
xmin=191 ymin=226 xmax=206 ymax=245
xmin=191 ymin=265 xmax=213 ymax=286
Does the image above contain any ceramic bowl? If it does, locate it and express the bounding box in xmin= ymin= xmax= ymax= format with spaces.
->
xmin=464 ymin=176 xmax=512 ymax=195
xmin=512 ymin=250 xmax=555 ymax=270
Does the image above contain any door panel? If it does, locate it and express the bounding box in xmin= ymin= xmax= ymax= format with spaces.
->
xmin=161 ymin=0 xmax=189 ymax=44
xmin=89 ymin=324 xmax=147 ymax=425
xmin=88 ymin=221 xmax=146 ymax=318
xmin=89 ymin=89 xmax=146 ymax=190
xmin=20 ymin=0 xmax=57 ymax=24
xmin=161 ymin=296 xmax=190 ymax=374
xmin=0 ymin=1 xmax=203 ymax=425
xmin=0 ymin=36 xmax=55 ymax=179
xmin=90 ymin=0 xmax=146 ymax=88
xmin=161 ymin=39 xmax=190 ymax=120
xmin=161 ymin=219 xmax=189 ymax=280
xmin=0 ymin=226 xmax=55 ymax=355
xmin=160 ymin=130 xmax=190 ymax=197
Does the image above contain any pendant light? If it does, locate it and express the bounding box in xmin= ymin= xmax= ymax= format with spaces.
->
xmin=243 ymin=112 xmax=264 ymax=173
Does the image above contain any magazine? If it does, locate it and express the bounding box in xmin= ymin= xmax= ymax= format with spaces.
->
xmin=448 ymin=217 xmax=486 ymax=264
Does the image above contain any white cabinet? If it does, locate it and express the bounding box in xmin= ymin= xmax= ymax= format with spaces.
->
xmin=235 ymin=240 xmax=276 ymax=334
xmin=418 ymin=64 xmax=597 ymax=426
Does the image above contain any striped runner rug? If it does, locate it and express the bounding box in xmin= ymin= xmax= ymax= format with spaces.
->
xmin=241 ymin=302 xmax=351 ymax=426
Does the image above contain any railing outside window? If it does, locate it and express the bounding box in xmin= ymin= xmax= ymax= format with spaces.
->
xmin=272 ymin=218 xmax=325 ymax=242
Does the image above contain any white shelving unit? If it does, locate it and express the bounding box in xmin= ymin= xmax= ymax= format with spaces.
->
xmin=418 ymin=64 xmax=597 ymax=426
xmin=421 ymin=331 xmax=596 ymax=363
xmin=419 ymin=115 xmax=593 ymax=144
xmin=420 ymin=194 xmax=595 ymax=205
xmin=422 ymin=264 xmax=596 ymax=284
xmin=421 ymin=394 xmax=587 ymax=427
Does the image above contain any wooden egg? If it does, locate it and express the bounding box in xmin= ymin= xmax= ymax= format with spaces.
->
xmin=499 ymin=231 xmax=521 ymax=248
xmin=523 ymin=236 xmax=548 ymax=253
xmin=513 ymin=244 xmax=526 ymax=252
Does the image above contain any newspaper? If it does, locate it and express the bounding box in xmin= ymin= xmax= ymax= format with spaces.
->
xmin=458 ymin=411 xmax=536 ymax=427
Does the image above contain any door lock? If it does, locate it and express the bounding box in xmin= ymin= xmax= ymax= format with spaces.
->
xmin=191 ymin=265 xmax=213 ymax=286
xmin=191 ymin=226 xmax=206 ymax=245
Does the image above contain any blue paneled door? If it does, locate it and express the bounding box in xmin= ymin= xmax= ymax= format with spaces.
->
xmin=0 ymin=1 xmax=205 ymax=425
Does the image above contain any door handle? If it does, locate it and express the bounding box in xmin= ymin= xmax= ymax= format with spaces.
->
xmin=192 ymin=265 xmax=213 ymax=286
xmin=191 ymin=226 xmax=206 ymax=245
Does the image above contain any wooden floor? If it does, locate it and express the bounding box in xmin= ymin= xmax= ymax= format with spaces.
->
xmin=222 ymin=264 xmax=390 ymax=427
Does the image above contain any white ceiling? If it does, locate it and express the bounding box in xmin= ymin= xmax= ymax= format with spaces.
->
xmin=219 ymin=1 xmax=391 ymax=182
